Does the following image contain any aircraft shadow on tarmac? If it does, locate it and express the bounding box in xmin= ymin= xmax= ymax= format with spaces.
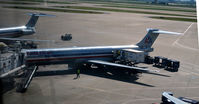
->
xmin=81 ymin=68 xmax=156 ymax=87
xmin=152 ymin=65 xmax=178 ymax=72
xmin=34 ymin=67 xmax=169 ymax=87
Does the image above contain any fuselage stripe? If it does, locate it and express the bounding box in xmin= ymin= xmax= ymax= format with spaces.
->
xmin=26 ymin=54 xmax=113 ymax=62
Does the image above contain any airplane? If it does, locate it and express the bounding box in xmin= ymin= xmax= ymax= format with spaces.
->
xmin=0 ymin=13 xmax=54 ymax=42
xmin=2 ymin=28 xmax=181 ymax=93
xmin=20 ymin=29 xmax=181 ymax=73
xmin=162 ymin=92 xmax=187 ymax=104
xmin=162 ymin=92 xmax=199 ymax=104
xmin=22 ymin=28 xmax=181 ymax=69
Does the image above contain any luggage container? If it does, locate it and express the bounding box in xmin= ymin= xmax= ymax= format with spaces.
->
xmin=165 ymin=59 xmax=172 ymax=69
xmin=145 ymin=56 xmax=153 ymax=64
xmin=161 ymin=57 xmax=168 ymax=68
xmin=172 ymin=60 xmax=180 ymax=72
xmin=154 ymin=56 xmax=161 ymax=66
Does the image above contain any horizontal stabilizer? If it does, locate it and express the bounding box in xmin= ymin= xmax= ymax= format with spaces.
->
xmin=152 ymin=30 xmax=182 ymax=35
xmin=26 ymin=13 xmax=56 ymax=17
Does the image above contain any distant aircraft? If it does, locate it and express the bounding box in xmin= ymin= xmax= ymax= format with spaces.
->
xmin=162 ymin=92 xmax=188 ymax=104
xmin=0 ymin=13 xmax=54 ymax=42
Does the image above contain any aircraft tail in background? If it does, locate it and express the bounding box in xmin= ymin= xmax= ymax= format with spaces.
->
xmin=25 ymin=13 xmax=55 ymax=28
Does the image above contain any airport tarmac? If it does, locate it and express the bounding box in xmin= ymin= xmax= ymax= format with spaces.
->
xmin=1 ymin=2 xmax=199 ymax=104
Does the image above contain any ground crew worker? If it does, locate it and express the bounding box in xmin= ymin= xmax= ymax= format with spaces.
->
xmin=76 ymin=69 xmax=80 ymax=78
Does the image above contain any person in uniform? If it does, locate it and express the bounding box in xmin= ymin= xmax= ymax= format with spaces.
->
xmin=76 ymin=69 xmax=80 ymax=79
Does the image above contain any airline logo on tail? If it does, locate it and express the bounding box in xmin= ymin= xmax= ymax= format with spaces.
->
xmin=144 ymin=36 xmax=152 ymax=44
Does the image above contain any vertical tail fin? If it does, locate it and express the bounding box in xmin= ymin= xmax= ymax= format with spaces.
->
xmin=25 ymin=13 xmax=55 ymax=28
xmin=25 ymin=13 xmax=39 ymax=28
xmin=136 ymin=29 xmax=182 ymax=49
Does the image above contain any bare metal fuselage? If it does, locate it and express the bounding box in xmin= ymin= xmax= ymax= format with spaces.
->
xmin=22 ymin=45 xmax=139 ymax=65
xmin=21 ymin=28 xmax=180 ymax=66
xmin=0 ymin=26 xmax=35 ymax=38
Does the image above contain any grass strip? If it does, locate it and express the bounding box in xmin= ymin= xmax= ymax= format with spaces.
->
xmin=4 ymin=6 xmax=104 ymax=14
xmin=101 ymin=4 xmax=196 ymax=13
xmin=15 ymin=0 xmax=76 ymax=4
xmin=0 ymin=1 xmax=39 ymax=5
xmin=149 ymin=16 xmax=197 ymax=22
xmin=56 ymin=6 xmax=195 ymax=17
xmin=77 ymin=0 xmax=196 ymax=8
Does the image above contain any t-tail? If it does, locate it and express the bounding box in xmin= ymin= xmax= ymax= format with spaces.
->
xmin=0 ymin=13 xmax=55 ymax=38
xmin=136 ymin=28 xmax=182 ymax=51
xmin=25 ymin=13 xmax=55 ymax=28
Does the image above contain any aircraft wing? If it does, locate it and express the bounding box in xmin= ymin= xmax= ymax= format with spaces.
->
xmin=88 ymin=60 xmax=153 ymax=73
xmin=0 ymin=37 xmax=53 ymax=42
xmin=162 ymin=92 xmax=188 ymax=104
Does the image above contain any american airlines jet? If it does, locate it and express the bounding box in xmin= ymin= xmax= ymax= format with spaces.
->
xmin=22 ymin=29 xmax=181 ymax=71
xmin=0 ymin=13 xmax=54 ymax=41
xmin=1 ymin=28 xmax=181 ymax=93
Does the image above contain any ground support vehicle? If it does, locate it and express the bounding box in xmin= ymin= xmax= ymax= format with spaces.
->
xmin=61 ymin=33 xmax=72 ymax=41
xmin=153 ymin=56 xmax=180 ymax=72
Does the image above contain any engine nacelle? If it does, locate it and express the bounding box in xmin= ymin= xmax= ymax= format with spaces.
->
xmin=141 ymin=48 xmax=154 ymax=52
xmin=22 ymin=28 xmax=35 ymax=35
